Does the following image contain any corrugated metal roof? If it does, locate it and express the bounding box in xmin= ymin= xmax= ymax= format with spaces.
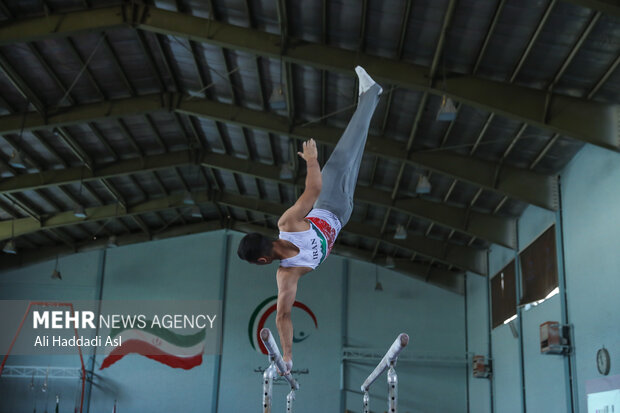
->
xmin=0 ymin=0 xmax=618 ymax=290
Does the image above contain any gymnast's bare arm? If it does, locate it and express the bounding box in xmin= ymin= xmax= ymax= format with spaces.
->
xmin=275 ymin=266 xmax=306 ymax=373
xmin=277 ymin=138 xmax=322 ymax=232
xmin=274 ymin=138 xmax=320 ymax=373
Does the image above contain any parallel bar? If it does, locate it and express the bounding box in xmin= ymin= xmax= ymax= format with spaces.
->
xmin=259 ymin=328 xmax=299 ymax=390
xmin=361 ymin=333 xmax=409 ymax=391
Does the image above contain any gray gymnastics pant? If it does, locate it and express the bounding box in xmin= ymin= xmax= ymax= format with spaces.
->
xmin=313 ymin=84 xmax=381 ymax=226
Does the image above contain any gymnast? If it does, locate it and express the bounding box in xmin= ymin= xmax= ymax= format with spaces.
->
xmin=237 ymin=66 xmax=382 ymax=375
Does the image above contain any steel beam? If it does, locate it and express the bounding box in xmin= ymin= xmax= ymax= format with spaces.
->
xmin=560 ymin=0 xmax=620 ymax=17
xmin=0 ymin=218 xmax=464 ymax=293
xmin=0 ymin=150 xmax=517 ymax=247
xmin=215 ymin=192 xmax=486 ymax=274
xmin=0 ymin=53 xmax=45 ymax=114
xmin=177 ymin=100 xmax=558 ymax=210
xmin=0 ymin=187 xmax=486 ymax=273
xmin=0 ymin=93 xmax=559 ymax=210
xmin=139 ymin=7 xmax=620 ymax=151
xmin=0 ymin=219 xmax=224 ymax=271
xmin=0 ymin=6 xmax=617 ymax=150
xmin=233 ymin=221 xmax=465 ymax=294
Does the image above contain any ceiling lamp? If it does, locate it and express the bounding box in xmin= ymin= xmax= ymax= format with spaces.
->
xmin=51 ymin=268 xmax=62 ymax=280
xmin=269 ymin=86 xmax=287 ymax=110
xmin=415 ymin=175 xmax=432 ymax=194
xmin=107 ymin=235 xmax=118 ymax=248
xmin=374 ymin=266 xmax=383 ymax=292
xmin=279 ymin=163 xmax=293 ymax=180
xmin=51 ymin=257 xmax=62 ymax=280
xmin=8 ymin=150 xmax=27 ymax=169
xmin=2 ymin=239 xmax=17 ymax=254
xmin=73 ymin=204 xmax=87 ymax=218
xmin=436 ymin=95 xmax=457 ymax=121
xmin=394 ymin=224 xmax=407 ymax=240
xmin=385 ymin=256 xmax=396 ymax=269
xmin=183 ymin=191 xmax=195 ymax=205
xmin=191 ymin=205 xmax=202 ymax=218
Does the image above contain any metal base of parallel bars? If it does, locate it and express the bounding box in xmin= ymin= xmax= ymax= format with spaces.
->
xmin=360 ymin=333 xmax=409 ymax=413
xmin=262 ymin=363 xmax=276 ymax=413
xmin=286 ymin=389 xmax=295 ymax=412
xmin=260 ymin=328 xmax=299 ymax=412
xmin=363 ymin=391 xmax=370 ymax=413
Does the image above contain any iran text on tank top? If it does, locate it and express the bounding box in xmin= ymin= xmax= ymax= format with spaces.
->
xmin=278 ymin=209 xmax=342 ymax=269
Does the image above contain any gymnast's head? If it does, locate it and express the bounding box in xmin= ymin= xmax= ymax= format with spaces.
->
xmin=237 ymin=233 xmax=275 ymax=265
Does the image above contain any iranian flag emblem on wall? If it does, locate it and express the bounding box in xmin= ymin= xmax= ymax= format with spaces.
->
xmin=100 ymin=324 xmax=205 ymax=370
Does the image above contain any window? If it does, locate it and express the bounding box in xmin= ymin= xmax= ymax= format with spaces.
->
xmin=491 ymin=260 xmax=516 ymax=329
xmin=519 ymin=225 xmax=559 ymax=305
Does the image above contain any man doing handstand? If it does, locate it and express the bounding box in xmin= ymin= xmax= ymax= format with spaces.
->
xmin=237 ymin=66 xmax=382 ymax=375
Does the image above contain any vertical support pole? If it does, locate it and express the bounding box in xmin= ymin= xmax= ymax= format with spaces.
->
xmin=286 ymin=390 xmax=295 ymax=412
xmin=387 ymin=365 xmax=398 ymax=413
xmin=363 ymin=391 xmax=370 ymax=413
xmin=212 ymin=232 xmax=230 ymax=413
xmin=555 ymin=178 xmax=576 ymax=413
xmin=464 ymin=272 xmax=471 ymax=412
xmin=262 ymin=363 xmax=276 ymax=413
xmin=340 ymin=259 xmax=349 ymax=412
xmin=85 ymin=249 xmax=106 ymax=413
xmin=514 ymin=220 xmax=527 ymax=413
xmin=486 ymin=250 xmax=495 ymax=413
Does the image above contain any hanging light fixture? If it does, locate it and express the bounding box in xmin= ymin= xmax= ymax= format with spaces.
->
xmin=107 ymin=235 xmax=118 ymax=248
xmin=415 ymin=175 xmax=432 ymax=194
xmin=51 ymin=256 xmax=62 ymax=280
xmin=269 ymin=86 xmax=287 ymax=110
xmin=394 ymin=224 xmax=407 ymax=240
xmin=10 ymin=102 xmax=29 ymax=169
xmin=2 ymin=219 xmax=17 ymax=254
xmin=385 ymin=255 xmax=396 ymax=269
xmin=73 ymin=168 xmax=87 ymax=218
xmin=191 ymin=205 xmax=202 ymax=218
xmin=8 ymin=150 xmax=27 ymax=169
xmin=374 ymin=265 xmax=383 ymax=291
xmin=436 ymin=95 xmax=457 ymax=121
xmin=73 ymin=204 xmax=87 ymax=218
xmin=2 ymin=239 xmax=17 ymax=254
xmin=279 ymin=163 xmax=293 ymax=180
xmin=270 ymin=57 xmax=287 ymax=110
xmin=183 ymin=191 xmax=195 ymax=205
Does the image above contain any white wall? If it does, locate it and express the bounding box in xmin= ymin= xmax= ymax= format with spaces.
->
xmin=345 ymin=261 xmax=467 ymax=413
xmin=0 ymin=230 xmax=468 ymax=412
xmin=561 ymin=144 xmax=620 ymax=412
xmin=468 ymin=143 xmax=620 ymax=413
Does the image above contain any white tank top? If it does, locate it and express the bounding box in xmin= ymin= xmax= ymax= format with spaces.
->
xmin=278 ymin=209 xmax=342 ymax=269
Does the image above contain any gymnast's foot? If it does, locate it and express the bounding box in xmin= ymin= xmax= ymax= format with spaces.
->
xmin=355 ymin=66 xmax=383 ymax=96
xmin=278 ymin=358 xmax=293 ymax=376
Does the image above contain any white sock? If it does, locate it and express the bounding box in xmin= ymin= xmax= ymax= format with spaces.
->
xmin=355 ymin=66 xmax=382 ymax=96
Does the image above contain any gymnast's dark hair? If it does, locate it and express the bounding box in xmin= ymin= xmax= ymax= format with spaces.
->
xmin=237 ymin=233 xmax=274 ymax=262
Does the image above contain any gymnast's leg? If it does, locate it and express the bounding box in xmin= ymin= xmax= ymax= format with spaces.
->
xmin=313 ymin=66 xmax=382 ymax=226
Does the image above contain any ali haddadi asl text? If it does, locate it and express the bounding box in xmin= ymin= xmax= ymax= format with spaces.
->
xmin=34 ymin=335 xmax=121 ymax=348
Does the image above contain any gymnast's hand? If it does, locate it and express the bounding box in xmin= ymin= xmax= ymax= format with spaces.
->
xmin=277 ymin=359 xmax=293 ymax=376
xmin=297 ymin=139 xmax=318 ymax=163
